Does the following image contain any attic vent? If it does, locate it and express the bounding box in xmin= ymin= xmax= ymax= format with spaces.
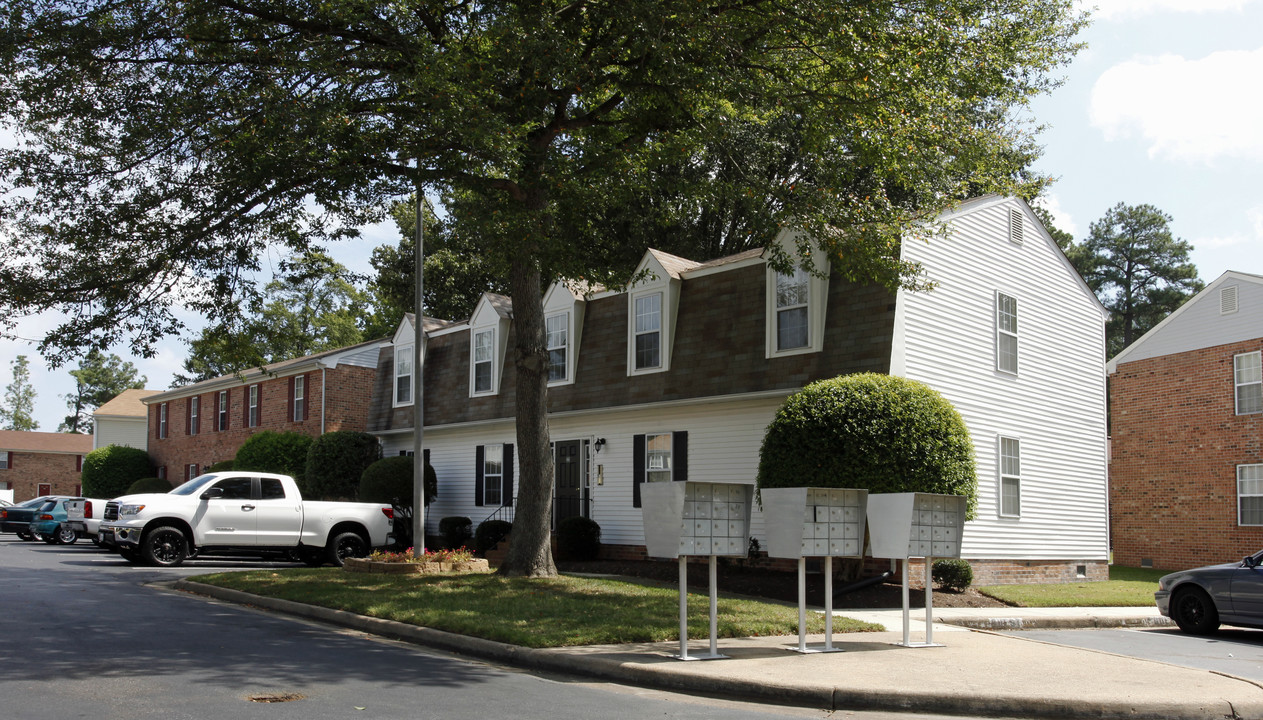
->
xmin=1008 ymin=208 xmax=1024 ymax=245
xmin=1221 ymin=285 xmax=1239 ymax=315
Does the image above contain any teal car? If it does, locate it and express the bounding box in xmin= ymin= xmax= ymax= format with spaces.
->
xmin=28 ymin=497 xmax=79 ymax=545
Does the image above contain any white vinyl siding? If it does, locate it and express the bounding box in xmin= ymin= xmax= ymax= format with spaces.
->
xmin=1239 ymin=464 xmax=1263 ymax=526
xmin=93 ymin=417 xmax=149 ymax=451
xmin=893 ymin=198 xmax=1108 ymax=561
xmin=1109 ymin=274 xmax=1263 ymax=368
xmin=1235 ymin=351 xmax=1262 ymax=415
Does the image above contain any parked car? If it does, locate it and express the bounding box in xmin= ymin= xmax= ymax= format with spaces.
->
xmin=1155 ymin=551 xmax=1263 ymax=634
xmin=65 ymin=497 xmax=108 ymax=544
xmin=0 ymin=496 xmax=56 ymax=540
xmin=29 ymin=497 xmax=79 ymax=545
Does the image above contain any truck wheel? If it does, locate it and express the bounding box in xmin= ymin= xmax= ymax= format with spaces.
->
xmin=326 ymin=532 xmax=367 ymax=567
xmin=56 ymin=525 xmax=78 ymax=545
xmin=142 ymin=526 xmax=188 ymax=567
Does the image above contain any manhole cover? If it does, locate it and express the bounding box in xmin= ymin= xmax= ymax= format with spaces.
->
xmin=247 ymin=693 xmax=305 ymax=703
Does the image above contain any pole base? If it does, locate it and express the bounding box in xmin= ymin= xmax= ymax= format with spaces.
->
xmin=671 ymin=652 xmax=729 ymax=661
xmin=785 ymin=645 xmax=845 ymax=654
xmin=894 ymin=641 xmax=945 ymax=649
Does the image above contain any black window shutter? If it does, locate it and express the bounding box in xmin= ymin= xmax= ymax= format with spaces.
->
xmin=423 ymin=448 xmax=430 ymax=466
xmin=287 ymin=376 xmax=295 ymax=421
xmin=503 ymin=444 xmax=514 ymax=506
xmin=474 ymin=445 xmax=485 ymax=506
xmin=185 ymin=397 xmax=191 ymax=435
xmin=304 ymin=373 xmax=311 ymax=420
xmin=242 ymin=388 xmax=249 ymax=427
xmin=632 ymin=434 xmax=646 ymax=508
xmin=673 ymin=431 xmax=688 ymax=482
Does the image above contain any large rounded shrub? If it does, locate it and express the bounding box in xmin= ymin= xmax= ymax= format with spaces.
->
xmin=757 ymin=373 xmax=977 ymax=517
xmin=357 ymin=455 xmax=437 ymax=506
xmin=303 ymin=431 xmax=383 ymax=500
xmin=556 ymin=516 xmax=602 ymax=561
xmin=126 ymin=477 xmax=174 ymax=495
xmin=234 ymin=430 xmax=313 ymax=482
xmin=81 ymin=445 xmax=154 ymax=499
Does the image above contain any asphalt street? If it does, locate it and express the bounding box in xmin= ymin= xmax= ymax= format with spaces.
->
xmin=0 ymin=537 xmax=999 ymax=720
xmin=1006 ymin=626 xmax=1263 ymax=681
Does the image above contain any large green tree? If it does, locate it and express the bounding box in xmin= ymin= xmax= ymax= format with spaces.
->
xmin=1079 ymin=203 xmax=1203 ymax=357
xmin=173 ymin=250 xmax=370 ymax=384
xmin=60 ymin=349 xmax=146 ymax=433
xmin=0 ymin=355 xmax=39 ymax=431
xmin=0 ymin=0 xmax=1085 ymax=576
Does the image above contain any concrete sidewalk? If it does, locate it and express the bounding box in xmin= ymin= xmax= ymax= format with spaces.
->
xmin=174 ymin=580 xmax=1263 ymax=720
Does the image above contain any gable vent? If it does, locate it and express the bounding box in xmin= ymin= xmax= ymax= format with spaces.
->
xmin=1221 ymin=285 xmax=1239 ymax=315
xmin=1008 ymin=208 xmax=1024 ymax=245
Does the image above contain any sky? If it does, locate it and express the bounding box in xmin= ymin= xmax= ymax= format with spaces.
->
xmin=2 ymin=0 xmax=1262 ymax=433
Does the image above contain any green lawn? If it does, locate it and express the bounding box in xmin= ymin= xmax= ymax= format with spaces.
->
xmin=978 ymin=565 xmax=1167 ymax=607
xmin=192 ymin=569 xmax=881 ymax=648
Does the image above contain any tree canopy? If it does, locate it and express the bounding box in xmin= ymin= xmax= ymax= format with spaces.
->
xmin=0 ymin=355 xmax=38 ymax=431
xmin=0 ymin=0 xmax=1086 ymax=575
xmin=60 ymin=349 xmax=146 ymax=433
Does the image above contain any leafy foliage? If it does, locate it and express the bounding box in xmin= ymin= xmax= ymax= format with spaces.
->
xmin=758 ymin=374 xmax=977 ymax=517
xmin=358 ymin=455 xmax=437 ymax=507
xmin=82 ymin=445 xmax=154 ymax=499
xmin=207 ymin=460 xmax=234 ymax=472
xmin=474 ymin=520 xmax=514 ymax=556
xmin=60 ymin=350 xmax=146 ymax=433
xmin=302 ymin=431 xmax=383 ymax=501
xmin=233 ymin=431 xmax=313 ymax=483
xmin=438 ymin=516 xmax=473 ymax=550
xmin=932 ymin=559 xmax=974 ymax=592
xmin=1077 ymin=203 xmax=1203 ymax=357
xmin=126 ymin=477 xmax=175 ymax=495
xmin=556 ymin=516 xmax=602 ymax=562
xmin=0 ymin=355 xmax=39 ymax=431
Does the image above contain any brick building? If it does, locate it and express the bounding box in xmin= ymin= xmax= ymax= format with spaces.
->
xmin=0 ymin=430 xmax=94 ymax=502
xmin=1109 ymin=271 xmax=1263 ymax=571
xmin=142 ymin=340 xmax=386 ymax=485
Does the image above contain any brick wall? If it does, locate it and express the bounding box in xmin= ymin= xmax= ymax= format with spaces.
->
xmin=1110 ymin=338 xmax=1263 ymax=571
xmin=1 ymin=452 xmax=84 ymax=501
xmin=147 ymin=365 xmax=378 ymax=479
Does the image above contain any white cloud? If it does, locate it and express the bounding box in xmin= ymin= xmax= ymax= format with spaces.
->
xmin=1089 ymin=48 xmax=1263 ymax=163
xmin=1032 ymin=194 xmax=1080 ymax=238
xmin=1079 ymin=0 xmax=1260 ymax=20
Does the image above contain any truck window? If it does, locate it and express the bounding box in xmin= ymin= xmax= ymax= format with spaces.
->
xmin=260 ymin=478 xmax=286 ymax=500
xmin=212 ymin=477 xmax=253 ymax=500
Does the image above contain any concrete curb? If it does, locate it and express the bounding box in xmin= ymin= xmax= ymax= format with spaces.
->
xmin=942 ymin=614 xmax=1176 ymax=631
xmin=171 ymin=579 xmax=1247 ymax=720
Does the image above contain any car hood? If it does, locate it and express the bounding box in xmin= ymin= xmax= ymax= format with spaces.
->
xmin=111 ymin=493 xmax=173 ymax=505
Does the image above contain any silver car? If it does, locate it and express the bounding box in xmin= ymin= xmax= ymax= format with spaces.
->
xmin=1155 ymin=552 xmax=1263 ymax=634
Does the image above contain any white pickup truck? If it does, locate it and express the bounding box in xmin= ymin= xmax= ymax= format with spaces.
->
xmin=97 ymin=471 xmax=393 ymax=567
xmin=65 ymin=497 xmax=108 ymax=544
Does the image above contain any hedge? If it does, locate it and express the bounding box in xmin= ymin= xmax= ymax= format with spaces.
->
xmin=303 ymin=431 xmax=382 ymax=500
xmin=233 ymin=430 xmax=313 ymax=482
xmin=81 ymin=445 xmax=154 ymax=499
xmin=358 ymin=455 xmax=437 ymax=507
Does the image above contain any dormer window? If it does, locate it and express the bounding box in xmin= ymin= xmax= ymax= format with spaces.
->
xmin=546 ymin=312 xmax=569 ymax=382
xmin=764 ymin=234 xmax=829 ymax=358
xmin=775 ymin=268 xmax=811 ymax=351
xmin=542 ymin=281 xmax=585 ymax=386
xmin=395 ymin=346 xmax=413 ymax=405
xmin=633 ymin=292 xmax=662 ymax=371
xmin=473 ymin=329 xmax=495 ymax=394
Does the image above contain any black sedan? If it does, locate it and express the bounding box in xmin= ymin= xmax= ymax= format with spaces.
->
xmin=1156 ymin=551 xmax=1263 ymax=635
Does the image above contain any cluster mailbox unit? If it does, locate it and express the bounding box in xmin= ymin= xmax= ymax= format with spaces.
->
xmin=867 ymin=492 xmax=968 ymax=647
xmin=641 ymin=481 xmax=754 ymax=660
xmin=763 ymin=487 xmax=869 ymax=653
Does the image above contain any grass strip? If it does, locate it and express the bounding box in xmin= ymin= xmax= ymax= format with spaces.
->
xmin=979 ymin=565 xmax=1167 ymax=607
xmin=192 ymin=568 xmax=881 ymax=648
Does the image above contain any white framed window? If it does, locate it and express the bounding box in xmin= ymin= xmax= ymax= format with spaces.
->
xmin=0 ymin=453 xmax=8 ymax=470
xmin=546 ymin=312 xmax=569 ymax=383
xmin=292 ymin=375 xmax=305 ymax=421
xmin=1235 ymin=351 xmax=1262 ymax=415
xmin=483 ymin=443 xmax=503 ymax=506
xmin=157 ymin=466 xmax=166 ymax=481
xmin=998 ymin=436 xmax=1021 ymax=517
xmin=632 ymin=292 xmax=662 ymax=371
xmin=186 ymin=463 xmax=199 ymax=482
xmin=645 ymin=433 xmax=673 ymax=483
xmin=248 ymin=385 xmax=260 ymax=427
xmin=394 ymin=346 xmax=413 ymax=406
xmin=996 ymin=292 xmax=1019 ymax=375
xmin=216 ymin=391 xmax=228 ymax=431
xmin=1239 ymin=464 xmax=1263 ymax=526
xmin=472 ymin=329 xmax=495 ymax=395
xmin=775 ymin=267 xmax=811 ymax=351
xmin=188 ymin=396 xmax=199 ymax=436
xmin=158 ymin=403 xmax=168 ymax=439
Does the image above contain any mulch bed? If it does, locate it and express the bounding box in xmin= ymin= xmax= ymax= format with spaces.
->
xmin=556 ymin=559 xmax=1009 ymax=609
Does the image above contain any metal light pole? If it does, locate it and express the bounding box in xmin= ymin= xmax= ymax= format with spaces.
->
xmin=411 ymin=182 xmax=426 ymax=557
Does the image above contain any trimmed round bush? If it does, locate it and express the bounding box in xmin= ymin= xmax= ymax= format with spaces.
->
xmin=439 ymin=516 xmax=473 ymax=550
xmin=357 ymin=455 xmax=437 ymax=507
xmin=556 ymin=516 xmax=601 ymax=561
xmin=234 ymin=430 xmax=313 ymax=482
xmin=207 ymin=460 xmax=234 ymax=472
xmin=126 ymin=477 xmax=174 ymax=495
xmin=757 ymin=373 xmax=977 ymax=517
xmin=81 ymin=445 xmax=154 ymax=499
xmin=303 ymin=431 xmax=383 ymax=500
xmin=474 ymin=519 xmax=512 ymax=555
xmin=933 ymin=558 xmax=974 ymax=592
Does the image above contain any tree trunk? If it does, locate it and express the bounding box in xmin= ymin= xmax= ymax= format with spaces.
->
xmin=498 ymin=252 xmax=557 ymax=577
